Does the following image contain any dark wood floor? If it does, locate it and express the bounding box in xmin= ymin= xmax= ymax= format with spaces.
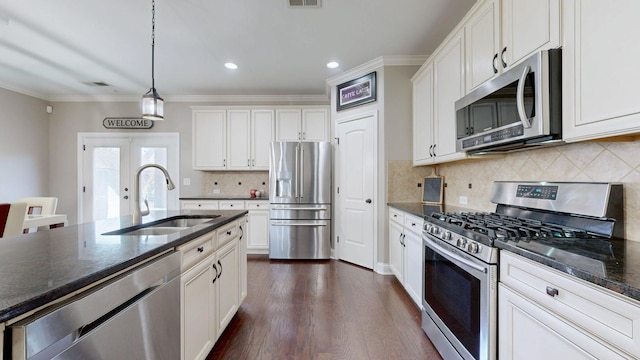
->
xmin=207 ymin=255 xmax=442 ymax=360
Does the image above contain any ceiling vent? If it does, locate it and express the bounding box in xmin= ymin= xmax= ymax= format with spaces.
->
xmin=288 ymin=0 xmax=321 ymax=8
xmin=83 ymin=81 xmax=111 ymax=87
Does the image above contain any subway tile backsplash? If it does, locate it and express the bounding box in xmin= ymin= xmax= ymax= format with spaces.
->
xmin=388 ymin=140 xmax=640 ymax=241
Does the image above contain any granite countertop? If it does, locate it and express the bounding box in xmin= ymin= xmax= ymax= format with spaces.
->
xmin=180 ymin=195 xmax=269 ymax=201
xmin=0 ymin=209 xmax=247 ymax=323
xmin=387 ymin=202 xmax=640 ymax=303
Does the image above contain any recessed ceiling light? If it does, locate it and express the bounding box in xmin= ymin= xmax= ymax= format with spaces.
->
xmin=326 ymin=61 xmax=339 ymax=69
xmin=225 ymin=62 xmax=238 ymax=70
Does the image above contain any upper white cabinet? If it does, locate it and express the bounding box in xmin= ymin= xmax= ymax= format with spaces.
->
xmin=413 ymin=28 xmax=468 ymax=166
xmin=465 ymin=0 xmax=500 ymax=91
xmin=500 ymin=0 xmax=561 ymax=71
xmin=192 ymin=107 xmax=274 ymax=171
xmin=193 ymin=110 xmax=226 ymax=170
xmin=465 ymin=0 xmax=560 ymax=92
xmin=275 ymin=107 xmax=330 ymax=142
xmin=562 ymin=0 xmax=640 ymax=142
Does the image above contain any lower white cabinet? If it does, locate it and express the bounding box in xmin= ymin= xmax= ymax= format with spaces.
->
xmin=180 ymin=200 xmax=269 ymax=254
xmin=499 ymin=251 xmax=640 ymax=359
xmin=179 ymin=218 xmax=245 ymax=360
xmin=388 ymin=207 xmax=423 ymax=308
xmin=238 ymin=216 xmax=248 ymax=302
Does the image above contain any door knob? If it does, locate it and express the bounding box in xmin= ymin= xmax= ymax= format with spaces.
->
xmin=365 ymin=199 xmax=372 ymax=204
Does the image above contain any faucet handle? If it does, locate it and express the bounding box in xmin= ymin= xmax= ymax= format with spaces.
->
xmin=141 ymin=199 xmax=150 ymax=216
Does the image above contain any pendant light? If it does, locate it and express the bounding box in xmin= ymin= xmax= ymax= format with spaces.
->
xmin=142 ymin=0 xmax=164 ymax=120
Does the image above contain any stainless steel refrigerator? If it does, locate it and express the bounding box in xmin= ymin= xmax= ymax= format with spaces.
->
xmin=269 ymin=141 xmax=331 ymax=259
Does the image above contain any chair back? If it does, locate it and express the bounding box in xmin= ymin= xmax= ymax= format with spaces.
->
xmin=0 ymin=202 xmax=28 ymax=238
xmin=18 ymin=197 xmax=58 ymax=215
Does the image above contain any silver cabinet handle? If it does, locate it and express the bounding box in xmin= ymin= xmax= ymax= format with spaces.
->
xmin=501 ymin=46 xmax=507 ymax=68
xmin=546 ymin=286 xmax=559 ymax=297
xmin=492 ymin=53 xmax=498 ymax=74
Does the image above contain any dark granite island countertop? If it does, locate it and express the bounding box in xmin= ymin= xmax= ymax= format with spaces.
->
xmin=0 ymin=209 xmax=247 ymax=323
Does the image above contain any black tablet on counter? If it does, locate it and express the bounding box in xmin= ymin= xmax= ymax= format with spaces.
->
xmin=422 ymin=175 xmax=443 ymax=205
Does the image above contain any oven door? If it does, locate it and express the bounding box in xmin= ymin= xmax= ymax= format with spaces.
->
xmin=422 ymin=233 xmax=497 ymax=360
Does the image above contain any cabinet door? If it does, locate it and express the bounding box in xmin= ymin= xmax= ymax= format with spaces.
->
xmin=216 ymin=240 xmax=239 ymax=336
xmin=465 ymin=0 xmax=500 ymax=91
xmin=226 ymin=110 xmax=251 ymax=170
xmin=412 ymin=63 xmax=434 ymax=165
xmin=562 ymin=0 xmax=640 ymax=141
xmin=275 ymin=109 xmax=302 ymax=141
xmin=181 ymin=200 xmax=219 ymax=210
xmin=501 ymin=0 xmax=560 ymax=69
xmin=301 ymin=108 xmax=329 ymax=141
xmin=193 ymin=110 xmax=226 ymax=170
xmin=404 ymin=230 xmax=423 ymax=308
xmin=247 ymin=209 xmax=269 ymax=250
xmin=499 ymin=284 xmax=627 ymax=360
xmin=182 ymin=256 xmax=217 ymax=360
xmin=251 ymin=109 xmax=274 ymax=170
xmin=388 ymin=220 xmax=404 ymax=282
xmin=433 ymin=28 xmax=465 ymax=161
xmin=238 ymin=216 xmax=248 ymax=303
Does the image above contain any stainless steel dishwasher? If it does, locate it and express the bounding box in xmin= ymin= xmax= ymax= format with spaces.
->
xmin=9 ymin=251 xmax=181 ymax=360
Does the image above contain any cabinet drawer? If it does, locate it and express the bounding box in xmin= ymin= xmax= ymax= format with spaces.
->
xmin=181 ymin=200 xmax=219 ymax=210
xmin=389 ymin=208 xmax=404 ymax=224
xmin=500 ymin=251 xmax=640 ymax=357
xmin=177 ymin=233 xmax=215 ymax=271
xmin=245 ymin=201 xmax=268 ymax=210
xmin=217 ymin=221 xmax=238 ymax=248
xmin=404 ymin=214 xmax=423 ymax=235
xmin=219 ymin=201 xmax=245 ymax=210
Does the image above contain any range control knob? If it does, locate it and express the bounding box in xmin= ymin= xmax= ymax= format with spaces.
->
xmin=443 ymin=231 xmax=452 ymax=240
xmin=430 ymin=226 xmax=439 ymax=235
xmin=467 ymin=242 xmax=480 ymax=254
xmin=456 ymin=238 xmax=467 ymax=248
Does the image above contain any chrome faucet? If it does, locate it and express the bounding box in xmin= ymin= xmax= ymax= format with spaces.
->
xmin=132 ymin=164 xmax=176 ymax=225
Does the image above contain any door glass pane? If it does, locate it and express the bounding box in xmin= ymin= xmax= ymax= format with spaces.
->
xmin=139 ymin=147 xmax=169 ymax=210
xmin=93 ymin=147 xmax=121 ymax=220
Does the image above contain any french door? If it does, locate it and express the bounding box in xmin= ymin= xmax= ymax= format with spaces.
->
xmin=79 ymin=133 xmax=179 ymax=223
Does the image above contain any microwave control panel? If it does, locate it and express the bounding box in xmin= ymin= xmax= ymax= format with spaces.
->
xmin=461 ymin=124 xmax=524 ymax=150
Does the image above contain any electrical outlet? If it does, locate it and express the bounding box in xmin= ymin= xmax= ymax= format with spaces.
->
xmin=459 ymin=196 xmax=468 ymax=205
xmin=213 ymin=189 xmax=220 ymax=194
xmin=183 ymin=177 xmax=191 ymax=186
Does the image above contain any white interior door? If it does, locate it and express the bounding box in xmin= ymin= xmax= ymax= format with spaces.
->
xmin=336 ymin=114 xmax=375 ymax=269
xmin=80 ymin=133 xmax=179 ymax=223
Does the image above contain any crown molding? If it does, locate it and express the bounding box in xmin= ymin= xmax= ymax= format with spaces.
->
xmin=0 ymin=82 xmax=50 ymax=101
xmin=326 ymin=55 xmax=428 ymax=87
xmin=47 ymin=93 xmax=330 ymax=104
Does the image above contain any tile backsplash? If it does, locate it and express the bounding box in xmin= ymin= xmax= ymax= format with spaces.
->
xmin=202 ymin=171 xmax=269 ymax=198
xmin=388 ymin=140 xmax=640 ymax=241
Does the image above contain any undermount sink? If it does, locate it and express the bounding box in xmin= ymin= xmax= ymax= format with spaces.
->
xmin=103 ymin=215 xmax=221 ymax=236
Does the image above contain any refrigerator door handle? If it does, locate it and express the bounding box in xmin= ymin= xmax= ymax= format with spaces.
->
xmin=271 ymin=222 xmax=328 ymax=227
xmin=271 ymin=206 xmax=329 ymax=211
xmin=300 ymin=145 xmax=305 ymax=199
xmin=294 ymin=143 xmax=299 ymax=199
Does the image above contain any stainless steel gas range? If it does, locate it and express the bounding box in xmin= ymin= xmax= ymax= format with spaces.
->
xmin=421 ymin=181 xmax=624 ymax=360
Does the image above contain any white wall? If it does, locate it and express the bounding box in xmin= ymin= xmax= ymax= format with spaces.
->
xmin=0 ymin=88 xmax=50 ymax=202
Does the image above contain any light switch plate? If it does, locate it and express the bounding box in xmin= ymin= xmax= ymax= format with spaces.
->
xmin=459 ymin=196 xmax=468 ymax=205
xmin=183 ymin=178 xmax=191 ymax=186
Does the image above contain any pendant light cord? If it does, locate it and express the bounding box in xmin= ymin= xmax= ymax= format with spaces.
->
xmin=151 ymin=0 xmax=156 ymax=90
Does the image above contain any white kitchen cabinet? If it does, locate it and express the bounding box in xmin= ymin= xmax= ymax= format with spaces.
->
xmin=499 ymin=251 xmax=640 ymax=359
xmin=388 ymin=207 xmax=423 ymax=309
xmin=246 ymin=200 xmax=269 ymax=253
xmin=192 ymin=110 xmax=226 ymax=170
xmin=412 ymin=63 xmax=434 ymax=165
xmin=251 ymin=109 xmax=275 ymax=169
xmin=562 ymin=0 xmax=640 ymax=142
xmin=180 ymin=200 xmax=219 ymax=210
xmin=500 ymin=0 xmax=561 ymax=70
xmin=238 ymin=215 xmax=248 ymax=303
xmin=465 ymin=0 xmax=500 ymax=91
xmin=215 ymin=238 xmax=240 ymax=336
xmin=412 ymin=28 xmax=467 ymax=166
xmin=226 ymin=110 xmax=251 ymax=170
xmin=219 ymin=200 xmax=244 ymax=210
xmin=182 ymin=253 xmax=217 ymax=360
xmin=275 ymin=107 xmax=329 ymax=142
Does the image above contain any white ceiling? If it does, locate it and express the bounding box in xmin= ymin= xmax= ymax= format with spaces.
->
xmin=0 ymin=0 xmax=476 ymax=101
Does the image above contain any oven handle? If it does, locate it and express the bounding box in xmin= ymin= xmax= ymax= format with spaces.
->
xmin=423 ymin=234 xmax=487 ymax=274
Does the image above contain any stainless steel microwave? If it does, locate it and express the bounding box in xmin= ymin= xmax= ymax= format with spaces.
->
xmin=455 ymin=49 xmax=562 ymax=154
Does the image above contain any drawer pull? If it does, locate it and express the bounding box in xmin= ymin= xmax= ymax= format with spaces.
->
xmin=197 ymin=246 xmax=204 ymax=253
xmin=546 ymin=286 xmax=559 ymax=297
xmin=227 ymin=231 xmax=232 ymax=235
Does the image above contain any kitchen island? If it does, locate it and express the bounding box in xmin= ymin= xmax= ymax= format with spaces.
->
xmin=0 ymin=209 xmax=247 ymax=359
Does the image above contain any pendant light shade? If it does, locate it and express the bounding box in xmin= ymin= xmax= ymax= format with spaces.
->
xmin=142 ymin=0 xmax=164 ymax=121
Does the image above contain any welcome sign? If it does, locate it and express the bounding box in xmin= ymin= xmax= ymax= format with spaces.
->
xmin=103 ymin=117 xmax=154 ymax=129
xmin=336 ymin=72 xmax=377 ymax=111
